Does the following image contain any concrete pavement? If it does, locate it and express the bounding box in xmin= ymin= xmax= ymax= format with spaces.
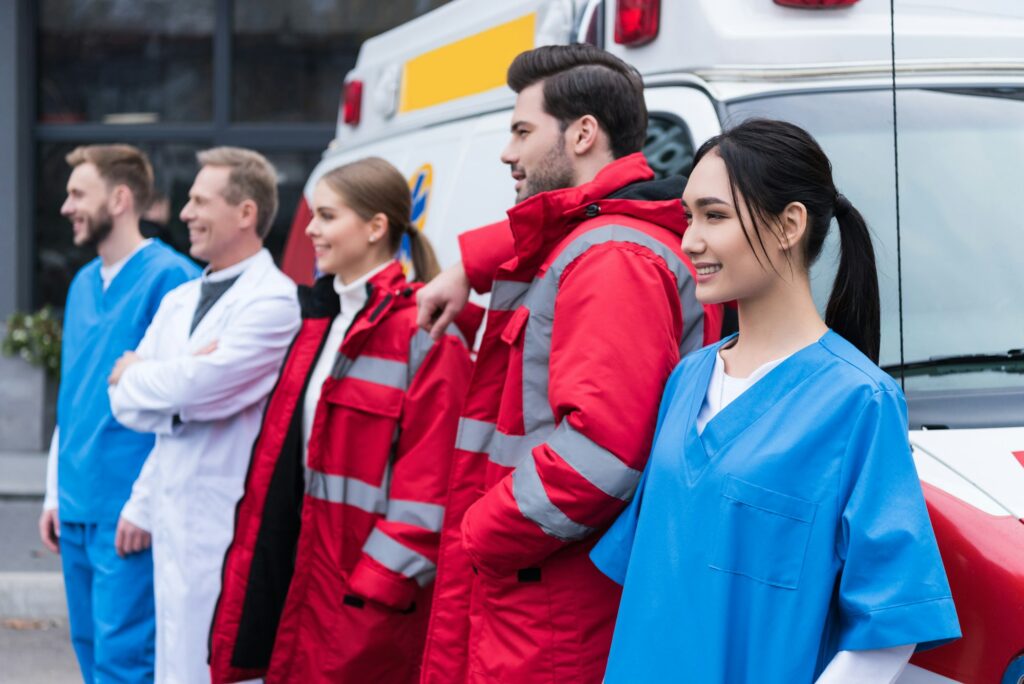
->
xmin=0 ymin=451 xmax=79 ymax=681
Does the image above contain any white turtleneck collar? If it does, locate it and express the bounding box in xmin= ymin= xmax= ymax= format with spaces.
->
xmin=333 ymin=260 xmax=391 ymax=315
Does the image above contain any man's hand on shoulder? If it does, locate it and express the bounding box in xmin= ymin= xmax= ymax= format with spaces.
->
xmin=416 ymin=261 xmax=470 ymax=341
xmin=114 ymin=516 xmax=152 ymax=558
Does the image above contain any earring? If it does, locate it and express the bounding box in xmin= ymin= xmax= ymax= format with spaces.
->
xmin=369 ymin=236 xmax=377 ymax=243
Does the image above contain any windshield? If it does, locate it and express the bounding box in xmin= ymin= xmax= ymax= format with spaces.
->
xmin=728 ymin=88 xmax=1024 ymax=392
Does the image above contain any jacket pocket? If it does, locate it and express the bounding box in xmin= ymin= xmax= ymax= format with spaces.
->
xmin=500 ymin=305 xmax=530 ymax=346
xmin=709 ymin=476 xmax=817 ymax=589
xmin=311 ymin=379 xmax=403 ymax=478
xmin=322 ymin=378 xmax=403 ymax=418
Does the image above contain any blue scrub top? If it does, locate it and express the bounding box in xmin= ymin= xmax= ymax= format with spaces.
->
xmin=591 ymin=331 xmax=960 ymax=683
xmin=57 ymin=240 xmax=198 ymax=522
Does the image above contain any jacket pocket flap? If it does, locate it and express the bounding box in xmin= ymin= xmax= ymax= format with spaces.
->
xmin=322 ymin=379 xmax=403 ymax=418
xmin=500 ymin=306 xmax=530 ymax=345
xmin=722 ymin=476 xmax=816 ymax=523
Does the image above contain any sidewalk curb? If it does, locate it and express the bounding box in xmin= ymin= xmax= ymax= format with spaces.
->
xmin=0 ymin=572 xmax=67 ymax=620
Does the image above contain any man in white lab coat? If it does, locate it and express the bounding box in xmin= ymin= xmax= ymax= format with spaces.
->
xmin=108 ymin=147 xmax=300 ymax=684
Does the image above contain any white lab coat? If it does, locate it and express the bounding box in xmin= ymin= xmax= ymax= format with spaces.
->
xmin=109 ymin=249 xmax=300 ymax=684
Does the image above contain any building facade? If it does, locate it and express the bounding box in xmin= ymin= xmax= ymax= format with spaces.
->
xmin=0 ymin=0 xmax=450 ymax=318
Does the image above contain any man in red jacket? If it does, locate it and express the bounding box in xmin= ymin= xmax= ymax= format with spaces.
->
xmin=417 ymin=45 xmax=722 ymax=683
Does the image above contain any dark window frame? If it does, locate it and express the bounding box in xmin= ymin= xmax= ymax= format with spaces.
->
xmin=29 ymin=0 xmax=336 ymax=308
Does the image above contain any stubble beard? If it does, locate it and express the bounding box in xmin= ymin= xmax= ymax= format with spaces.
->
xmin=516 ymin=141 xmax=575 ymax=204
xmin=79 ymin=207 xmax=115 ymax=249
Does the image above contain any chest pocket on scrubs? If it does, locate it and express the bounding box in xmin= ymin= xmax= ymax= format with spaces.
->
xmin=709 ymin=476 xmax=817 ymax=589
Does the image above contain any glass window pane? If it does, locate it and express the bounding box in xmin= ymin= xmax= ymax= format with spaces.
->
xmin=38 ymin=0 xmax=214 ymax=123
xmin=644 ymin=113 xmax=694 ymax=180
xmin=232 ymin=0 xmax=452 ymax=123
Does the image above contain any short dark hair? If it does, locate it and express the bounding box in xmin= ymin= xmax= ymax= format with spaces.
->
xmin=507 ymin=44 xmax=647 ymax=158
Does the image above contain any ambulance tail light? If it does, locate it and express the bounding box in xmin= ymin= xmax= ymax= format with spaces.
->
xmin=342 ymin=80 xmax=362 ymax=126
xmin=614 ymin=0 xmax=659 ymax=47
xmin=773 ymin=0 xmax=859 ymax=7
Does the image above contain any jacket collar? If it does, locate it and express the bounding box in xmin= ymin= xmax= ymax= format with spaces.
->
xmin=300 ymin=259 xmax=411 ymax=320
xmin=504 ymin=153 xmax=687 ymax=270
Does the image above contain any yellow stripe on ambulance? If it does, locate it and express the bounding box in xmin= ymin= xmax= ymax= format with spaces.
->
xmin=399 ymin=13 xmax=536 ymax=113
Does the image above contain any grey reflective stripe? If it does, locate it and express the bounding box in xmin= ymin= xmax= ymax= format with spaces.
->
xmin=520 ymin=224 xmax=703 ymax=432
xmin=505 ymin=224 xmax=699 ymax=542
xmin=454 ymin=418 xmax=551 ymax=468
xmin=305 ymin=468 xmax=387 ymax=515
xmin=546 ymin=421 xmax=641 ymax=501
xmin=386 ymin=499 xmax=445 ymax=532
xmin=511 ymin=452 xmax=595 ymax=542
xmin=490 ymin=429 xmax=551 ymax=468
xmin=362 ymin=528 xmax=437 ymax=586
xmin=455 ymin=417 xmax=495 ymax=453
xmin=345 ymin=356 xmax=409 ymax=390
xmin=331 ymin=353 xmax=355 ymax=379
xmin=676 ymin=259 xmax=704 ymax=358
xmin=407 ymin=329 xmax=435 ymax=381
xmin=489 ymin=279 xmax=532 ymax=311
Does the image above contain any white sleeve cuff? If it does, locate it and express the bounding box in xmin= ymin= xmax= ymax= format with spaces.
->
xmin=119 ymin=497 xmax=151 ymax=532
xmin=815 ymin=644 xmax=916 ymax=684
xmin=42 ymin=428 xmax=59 ymax=511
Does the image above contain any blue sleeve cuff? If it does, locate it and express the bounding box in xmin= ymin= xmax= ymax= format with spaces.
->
xmin=589 ymin=517 xmax=636 ymax=586
xmin=840 ymin=596 xmax=961 ymax=653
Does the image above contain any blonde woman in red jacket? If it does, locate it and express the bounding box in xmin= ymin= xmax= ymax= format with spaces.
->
xmin=209 ymin=157 xmax=480 ymax=683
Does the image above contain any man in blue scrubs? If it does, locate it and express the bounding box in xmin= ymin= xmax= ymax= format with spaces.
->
xmin=38 ymin=144 xmax=198 ymax=682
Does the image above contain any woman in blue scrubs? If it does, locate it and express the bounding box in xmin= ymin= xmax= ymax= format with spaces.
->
xmin=591 ymin=119 xmax=960 ymax=683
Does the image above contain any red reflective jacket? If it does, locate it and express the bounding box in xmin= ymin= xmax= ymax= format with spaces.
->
xmin=421 ymin=154 xmax=723 ymax=683
xmin=209 ymin=262 xmax=479 ymax=683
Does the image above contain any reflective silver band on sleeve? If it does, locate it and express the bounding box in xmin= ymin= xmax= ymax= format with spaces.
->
xmin=362 ymin=528 xmax=437 ymax=586
xmin=305 ymin=468 xmax=387 ymax=515
xmin=454 ymin=418 xmax=549 ymax=468
xmin=386 ymin=498 xmax=445 ymax=532
xmin=454 ymin=417 xmax=496 ymax=453
xmin=546 ymin=421 xmax=641 ymax=501
xmin=511 ymin=453 xmax=595 ymax=542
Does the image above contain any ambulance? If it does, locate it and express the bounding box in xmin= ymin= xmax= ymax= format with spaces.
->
xmin=280 ymin=1 xmax=1024 ymax=681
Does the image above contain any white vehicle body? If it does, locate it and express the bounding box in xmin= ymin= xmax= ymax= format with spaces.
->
xmin=281 ymin=2 xmax=1024 ymax=681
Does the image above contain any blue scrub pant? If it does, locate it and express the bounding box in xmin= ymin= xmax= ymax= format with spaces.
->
xmin=60 ymin=521 xmax=155 ymax=683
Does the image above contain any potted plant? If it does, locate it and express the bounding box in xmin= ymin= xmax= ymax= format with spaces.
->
xmin=1 ymin=307 xmax=61 ymax=452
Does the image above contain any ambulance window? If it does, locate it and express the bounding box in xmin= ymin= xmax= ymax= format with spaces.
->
xmin=727 ymin=88 xmax=1024 ymax=394
xmin=644 ymin=113 xmax=695 ymax=180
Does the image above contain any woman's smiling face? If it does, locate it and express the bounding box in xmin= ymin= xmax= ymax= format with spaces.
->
xmin=681 ymin=150 xmax=789 ymax=305
xmin=305 ymin=179 xmax=385 ymax=281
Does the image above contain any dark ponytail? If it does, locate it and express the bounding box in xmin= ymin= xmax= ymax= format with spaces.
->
xmin=826 ymin=196 xmax=880 ymax=362
xmin=692 ymin=118 xmax=881 ymax=362
xmin=406 ymin=226 xmax=441 ymax=283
